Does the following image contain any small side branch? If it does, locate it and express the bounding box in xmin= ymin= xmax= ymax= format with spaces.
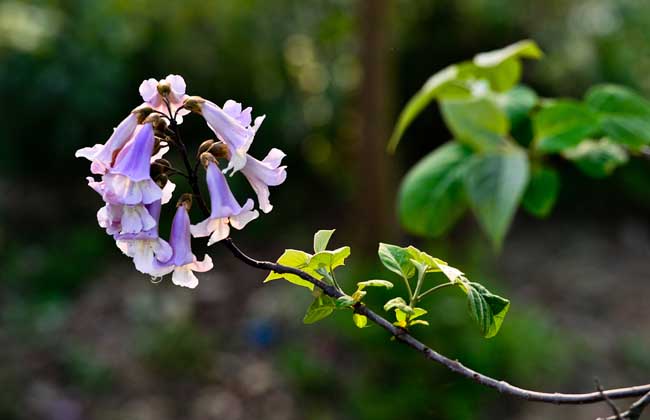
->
xmin=599 ymin=391 xmax=650 ymax=420
xmin=220 ymin=237 xmax=650 ymax=406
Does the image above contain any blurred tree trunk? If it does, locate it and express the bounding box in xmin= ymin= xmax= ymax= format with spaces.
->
xmin=355 ymin=0 xmax=396 ymax=254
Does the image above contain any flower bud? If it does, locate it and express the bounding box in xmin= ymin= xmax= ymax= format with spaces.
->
xmin=197 ymin=139 xmax=215 ymax=157
xmin=154 ymin=173 xmax=169 ymax=188
xmin=177 ymin=193 xmax=193 ymax=210
xmin=183 ymin=96 xmax=205 ymax=114
xmin=208 ymin=142 xmax=229 ymax=159
xmin=200 ymin=152 xmax=218 ymax=168
xmin=157 ymin=80 xmax=172 ymax=97
xmin=132 ymin=104 xmax=154 ymax=123
xmin=143 ymin=113 xmax=163 ymax=126
xmin=153 ymin=116 xmax=168 ymax=134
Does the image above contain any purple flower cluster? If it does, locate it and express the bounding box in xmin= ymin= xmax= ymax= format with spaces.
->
xmin=76 ymin=75 xmax=287 ymax=288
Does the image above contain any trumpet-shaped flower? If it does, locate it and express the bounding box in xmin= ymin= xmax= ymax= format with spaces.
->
xmin=186 ymin=97 xmax=265 ymax=174
xmin=115 ymin=200 xmax=173 ymax=275
xmin=157 ymin=205 xmax=213 ymax=288
xmin=75 ymin=111 xmax=139 ymax=175
xmin=191 ymin=161 xmax=259 ymax=245
xmin=139 ymin=74 xmax=190 ymax=122
xmin=241 ymin=148 xmax=287 ymax=213
xmin=102 ymin=123 xmax=162 ymax=205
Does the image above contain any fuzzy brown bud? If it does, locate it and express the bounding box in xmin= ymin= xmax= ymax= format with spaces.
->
xmin=177 ymin=193 xmax=193 ymax=210
xmin=200 ymin=151 xmax=218 ymax=168
xmin=208 ymin=142 xmax=229 ymax=159
xmin=132 ymin=104 xmax=154 ymax=124
xmin=183 ymin=96 xmax=205 ymax=114
xmin=197 ymin=139 xmax=215 ymax=157
xmin=154 ymin=173 xmax=169 ymax=188
xmin=157 ymin=80 xmax=171 ymax=97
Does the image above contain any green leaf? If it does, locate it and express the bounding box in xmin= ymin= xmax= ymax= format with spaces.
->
xmin=387 ymin=40 xmax=542 ymax=152
xmin=498 ymin=85 xmax=538 ymax=146
xmin=585 ymin=84 xmax=650 ymax=149
xmin=356 ymin=280 xmax=394 ymax=290
xmin=474 ymin=40 xmax=543 ymax=68
xmin=398 ymin=142 xmax=473 ymax=237
xmin=464 ymin=148 xmax=530 ymax=249
xmin=387 ymin=65 xmax=471 ymax=152
xmin=411 ymin=307 xmax=428 ymax=320
xmin=352 ymin=313 xmax=368 ymax=328
xmin=562 ymin=138 xmax=628 ymax=178
xmin=378 ymin=243 xmax=416 ymax=279
xmin=264 ymin=249 xmax=318 ymax=290
xmin=459 ymin=281 xmax=510 ymax=338
xmin=313 ymin=229 xmax=335 ymax=253
xmin=533 ymin=101 xmax=600 ymax=153
xmin=406 ymin=246 xmax=447 ymax=273
xmin=440 ymin=97 xmax=510 ymax=151
xmin=433 ymin=261 xmax=465 ymax=283
xmin=303 ymin=296 xmax=336 ymax=324
xmin=522 ymin=166 xmax=560 ymax=218
xmin=498 ymin=85 xmax=538 ymax=125
xmin=336 ymin=295 xmax=356 ymax=307
xmin=409 ymin=319 xmax=430 ymax=327
xmin=473 ymin=40 xmax=543 ymax=92
xmin=383 ymin=297 xmax=414 ymax=315
xmin=310 ymin=246 xmax=351 ymax=270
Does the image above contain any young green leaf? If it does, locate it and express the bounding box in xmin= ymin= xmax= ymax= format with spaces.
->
xmin=398 ymin=142 xmax=473 ymax=238
xmin=533 ymin=101 xmax=600 ymax=153
xmin=562 ymin=138 xmax=628 ymax=178
xmin=406 ymin=246 xmax=447 ymax=273
xmin=313 ymin=229 xmax=336 ymax=253
xmin=303 ymin=296 xmax=336 ymax=324
xmin=522 ymin=165 xmax=560 ymax=218
xmin=264 ymin=249 xmax=318 ymax=290
xmin=378 ymin=243 xmax=416 ymax=279
xmin=585 ymin=84 xmax=650 ymax=149
xmin=473 ymin=40 xmax=543 ymax=92
xmin=336 ymin=295 xmax=356 ymax=308
xmin=464 ymin=148 xmax=530 ymax=249
xmin=383 ymin=297 xmax=414 ymax=315
xmin=310 ymin=246 xmax=351 ymax=270
xmin=387 ymin=65 xmax=471 ymax=152
xmin=356 ymin=280 xmax=394 ymax=290
xmin=440 ymin=97 xmax=510 ymax=152
xmin=458 ymin=281 xmax=510 ymax=338
xmin=352 ymin=313 xmax=368 ymax=328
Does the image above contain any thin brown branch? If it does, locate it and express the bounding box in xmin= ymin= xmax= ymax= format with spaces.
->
xmin=600 ymin=391 xmax=650 ymax=420
xmin=596 ymin=378 xmax=623 ymax=419
xmin=220 ymin=237 xmax=650 ymax=405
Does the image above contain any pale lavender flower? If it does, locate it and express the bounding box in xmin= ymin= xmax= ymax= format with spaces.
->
xmin=185 ymin=97 xmax=265 ymax=175
xmin=241 ymin=148 xmax=287 ymax=213
xmin=139 ymin=74 xmax=190 ymax=122
xmin=191 ymin=161 xmax=259 ymax=245
xmin=75 ymin=111 xmax=139 ymax=175
xmin=89 ymin=176 xmax=174 ymax=235
xmin=102 ymin=123 xmax=162 ymax=205
xmin=115 ymin=200 xmax=173 ymax=275
xmin=155 ymin=205 xmax=213 ymax=288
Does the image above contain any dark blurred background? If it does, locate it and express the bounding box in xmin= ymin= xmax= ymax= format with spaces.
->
xmin=1 ymin=0 xmax=650 ymax=419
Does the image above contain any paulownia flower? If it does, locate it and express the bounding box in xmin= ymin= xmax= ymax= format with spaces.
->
xmin=240 ymin=148 xmax=287 ymax=213
xmin=75 ymin=106 xmax=148 ymax=175
xmin=191 ymin=161 xmax=258 ymax=245
xmin=155 ymin=204 xmax=213 ymax=288
xmin=102 ymin=123 xmax=162 ymax=206
xmin=139 ymin=74 xmax=190 ymax=123
xmin=184 ymin=97 xmax=265 ymax=174
xmin=115 ymin=200 xmax=173 ymax=275
xmin=89 ymin=176 xmax=174 ymax=236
